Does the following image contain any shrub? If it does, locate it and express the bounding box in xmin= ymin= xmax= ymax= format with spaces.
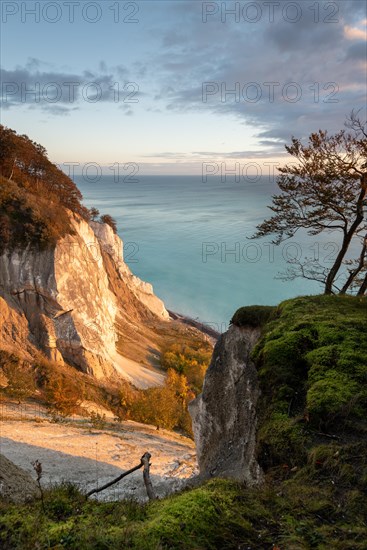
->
xmin=44 ymin=374 xmax=82 ymax=418
xmin=0 ymin=351 xmax=36 ymax=401
xmin=116 ymin=369 xmax=195 ymax=434
xmin=117 ymin=379 xmax=139 ymax=421
xmin=88 ymin=411 xmax=107 ymax=429
xmin=160 ymin=343 xmax=211 ymax=395
xmin=131 ymin=378 xmax=181 ymax=431
xmin=89 ymin=207 xmax=100 ymax=221
xmin=230 ymin=305 xmax=276 ymax=328
xmin=100 ymin=214 xmax=117 ymax=233
xmin=44 ymin=482 xmax=85 ymax=521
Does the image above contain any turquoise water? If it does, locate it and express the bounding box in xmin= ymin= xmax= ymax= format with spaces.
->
xmin=76 ymin=175 xmax=337 ymax=329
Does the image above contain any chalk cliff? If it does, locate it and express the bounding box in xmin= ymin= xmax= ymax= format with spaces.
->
xmin=189 ymin=325 xmax=263 ymax=486
xmin=0 ymin=213 xmax=169 ymax=383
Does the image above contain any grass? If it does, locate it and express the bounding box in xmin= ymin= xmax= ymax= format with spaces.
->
xmin=1 ymin=472 xmax=366 ymax=549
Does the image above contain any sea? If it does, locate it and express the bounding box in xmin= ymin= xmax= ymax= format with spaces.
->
xmin=76 ymin=175 xmax=343 ymax=332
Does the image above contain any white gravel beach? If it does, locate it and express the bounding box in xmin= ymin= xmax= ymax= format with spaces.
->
xmin=0 ymin=400 xmax=197 ymax=502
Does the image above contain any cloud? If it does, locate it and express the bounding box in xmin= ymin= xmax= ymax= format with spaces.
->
xmin=138 ymin=0 xmax=367 ymax=147
xmin=0 ymin=59 xmax=138 ymax=115
xmin=29 ymin=104 xmax=80 ymax=116
xmin=345 ymin=41 xmax=367 ymax=61
xmin=2 ymin=1 xmax=365 ymax=151
xmin=162 ymin=31 xmax=187 ymax=48
xmin=344 ymin=25 xmax=367 ymax=41
xmin=143 ymin=149 xmax=288 ymax=162
xmin=191 ymin=149 xmax=287 ymax=159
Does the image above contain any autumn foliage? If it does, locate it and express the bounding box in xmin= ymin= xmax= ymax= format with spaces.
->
xmin=116 ymin=342 xmax=211 ymax=434
xmin=0 ymin=125 xmax=118 ymax=251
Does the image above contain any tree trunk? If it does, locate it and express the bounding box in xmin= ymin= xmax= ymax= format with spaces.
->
xmin=9 ymin=158 xmax=16 ymax=181
xmin=324 ymin=183 xmax=366 ymax=294
xmin=340 ymin=234 xmax=367 ymax=294
xmin=357 ymin=272 xmax=367 ymax=295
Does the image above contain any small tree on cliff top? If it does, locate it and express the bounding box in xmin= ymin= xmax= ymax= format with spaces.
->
xmin=252 ymin=111 xmax=367 ymax=295
xmin=100 ymin=214 xmax=118 ymax=234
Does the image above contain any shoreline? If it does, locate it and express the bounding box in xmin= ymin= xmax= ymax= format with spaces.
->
xmin=168 ymin=310 xmax=221 ymax=341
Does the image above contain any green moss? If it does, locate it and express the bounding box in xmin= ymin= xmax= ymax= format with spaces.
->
xmin=253 ymin=295 xmax=367 ymax=465
xmin=230 ymin=305 xmax=276 ymax=328
xmin=258 ymin=412 xmax=309 ymax=467
xmin=337 ymin=351 xmax=367 ymax=380
xmin=305 ymin=345 xmax=339 ymax=367
xmin=307 ymin=370 xmax=358 ymax=420
xmin=1 ymin=471 xmax=366 ymax=549
xmin=134 ymin=479 xmax=268 ymax=550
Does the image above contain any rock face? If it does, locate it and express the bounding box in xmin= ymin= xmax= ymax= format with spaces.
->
xmin=90 ymin=221 xmax=168 ymax=320
xmin=0 ymin=453 xmax=40 ymax=503
xmin=0 ymin=213 xmax=169 ymax=382
xmin=189 ymin=325 xmax=263 ymax=485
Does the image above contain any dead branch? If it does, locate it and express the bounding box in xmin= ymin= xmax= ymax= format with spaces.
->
xmin=141 ymin=452 xmax=157 ymax=500
xmin=86 ymin=451 xmax=156 ymax=500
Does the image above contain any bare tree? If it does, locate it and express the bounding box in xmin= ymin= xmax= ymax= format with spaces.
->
xmin=252 ymin=111 xmax=367 ymax=295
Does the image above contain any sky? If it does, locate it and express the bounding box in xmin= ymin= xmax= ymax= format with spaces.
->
xmin=0 ymin=0 xmax=366 ymax=175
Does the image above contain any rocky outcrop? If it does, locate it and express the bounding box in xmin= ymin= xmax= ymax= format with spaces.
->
xmin=189 ymin=325 xmax=263 ymax=485
xmin=0 ymin=453 xmax=40 ymax=503
xmin=0 ymin=295 xmax=44 ymax=371
xmin=0 ymin=214 xmax=169 ymax=382
xmin=90 ymin=221 xmax=168 ymax=320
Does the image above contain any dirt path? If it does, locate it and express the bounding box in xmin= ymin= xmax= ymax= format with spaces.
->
xmin=0 ymin=405 xmax=197 ymax=501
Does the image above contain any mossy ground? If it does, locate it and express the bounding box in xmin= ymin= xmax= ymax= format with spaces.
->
xmin=1 ymin=472 xmax=366 ymax=549
xmin=1 ymin=295 xmax=366 ymax=549
xmin=252 ymin=295 xmax=367 ymax=468
xmin=231 ymin=305 xmax=276 ymax=328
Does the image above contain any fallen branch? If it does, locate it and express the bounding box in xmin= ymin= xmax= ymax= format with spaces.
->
xmin=86 ymin=462 xmax=143 ymax=498
xmin=86 ymin=452 xmax=156 ymax=500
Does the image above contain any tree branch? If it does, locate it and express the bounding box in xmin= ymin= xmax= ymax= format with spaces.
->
xmin=340 ymin=234 xmax=367 ymax=294
xmin=86 ymin=452 xmax=156 ymax=500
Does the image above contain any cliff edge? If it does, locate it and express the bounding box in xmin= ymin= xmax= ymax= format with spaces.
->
xmin=0 ymin=212 xmax=169 ymax=384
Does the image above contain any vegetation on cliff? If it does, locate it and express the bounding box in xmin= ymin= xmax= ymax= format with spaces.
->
xmin=230 ymin=305 xmax=276 ymax=328
xmin=249 ymin=295 xmax=367 ymax=469
xmin=0 ymin=126 xmax=117 ymax=252
xmin=0 ymin=337 xmax=211 ymax=435
xmin=1 ymin=296 xmax=366 ymax=549
xmin=116 ymin=341 xmax=211 ymax=433
xmin=160 ymin=341 xmax=211 ymax=394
